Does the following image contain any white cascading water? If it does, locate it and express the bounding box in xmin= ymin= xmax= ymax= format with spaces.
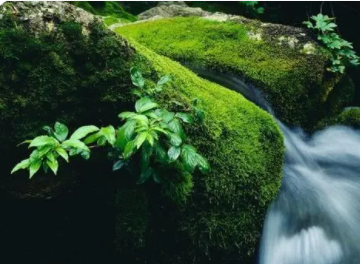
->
xmin=259 ymin=123 xmax=360 ymax=264
xmin=191 ymin=67 xmax=360 ymax=264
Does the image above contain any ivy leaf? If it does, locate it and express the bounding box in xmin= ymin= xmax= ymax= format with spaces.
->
xmin=29 ymin=136 xmax=59 ymax=148
xmin=176 ymin=113 xmax=194 ymax=124
xmin=11 ymin=159 xmax=30 ymax=174
xmin=56 ymin=147 xmax=69 ymax=162
xmin=135 ymin=97 xmax=159 ymax=113
xmin=70 ymin=125 xmax=99 ymax=140
xmin=113 ymin=160 xmax=125 ymax=171
xmin=130 ymin=67 xmax=145 ymax=88
xmin=46 ymin=159 xmax=59 ymax=175
xmin=29 ymin=160 xmax=42 ymax=179
xmin=54 ymin=122 xmax=69 ymax=142
xmin=168 ymin=146 xmax=181 ymax=162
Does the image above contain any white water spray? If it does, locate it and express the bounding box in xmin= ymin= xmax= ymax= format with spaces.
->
xmin=259 ymin=123 xmax=360 ymax=264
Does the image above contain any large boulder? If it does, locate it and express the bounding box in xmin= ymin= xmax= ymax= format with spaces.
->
xmin=0 ymin=2 xmax=283 ymax=263
xmin=116 ymin=5 xmax=354 ymax=129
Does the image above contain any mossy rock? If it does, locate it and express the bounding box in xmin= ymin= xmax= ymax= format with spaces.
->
xmin=116 ymin=15 xmax=354 ymax=129
xmin=0 ymin=2 xmax=284 ymax=263
xmin=317 ymin=107 xmax=360 ymax=130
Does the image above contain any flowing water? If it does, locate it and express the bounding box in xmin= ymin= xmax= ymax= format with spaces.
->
xmin=193 ymin=67 xmax=360 ymax=264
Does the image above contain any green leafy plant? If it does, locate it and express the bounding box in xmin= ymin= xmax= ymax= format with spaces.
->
xmin=239 ymin=1 xmax=265 ymax=15
xmin=303 ymin=13 xmax=359 ymax=73
xmin=11 ymin=67 xmax=210 ymax=185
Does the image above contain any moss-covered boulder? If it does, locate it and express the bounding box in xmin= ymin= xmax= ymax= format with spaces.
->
xmin=115 ymin=6 xmax=354 ymax=129
xmin=0 ymin=2 xmax=283 ymax=263
xmin=317 ymin=107 xmax=360 ymax=130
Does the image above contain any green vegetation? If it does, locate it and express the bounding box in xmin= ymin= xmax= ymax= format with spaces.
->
xmin=116 ymin=17 xmax=353 ymax=128
xmin=1 ymin=10 xmax=284 ymax=263
xmin=304 ymin=14 xmax=359 ymax=73
xmin=240 ymin=1 xmax=265 ymax=15
xmin=12 ymin=69 xmax=210 ymax=185
xmin=72 ymin=1 xmax=137 ymax=22
xmin=317 ymin=107 xmax=360 ymax=129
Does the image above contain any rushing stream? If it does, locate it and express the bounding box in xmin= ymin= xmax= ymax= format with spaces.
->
xmin=193 ymin=67 xmax=360 ymax=264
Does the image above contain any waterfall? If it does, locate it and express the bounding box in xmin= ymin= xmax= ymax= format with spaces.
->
xmin=259 ymin=123 xmax=360 ymax=264
xmin=193 ymin=67 xmax=360 ymax=264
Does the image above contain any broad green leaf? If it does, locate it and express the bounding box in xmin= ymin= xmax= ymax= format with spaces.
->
xmin=168 ymin=146 xmax=181 ymax=162
xmin=61 ymin=139 xmax=90 ymax=152
xmin=46 ymin=152 xmax=55 ymax=163
xmin=29 ymin=136 xmax=59 ymax=148
xmin=157 ymin=75 xmax=172 ymax=86
xmin=168 ymin=119 xmax=185 ymax=139
xmin=135 ymin=132 xmax=148 ymax=149
xmin=83 ymin=132 xmax=102 ymax=144
xmin=56 ymin=147 xmax=69 ymax=162
xmin=196 ymin=154 xmax=211 ymax=174
xmin=29 ymin=149 xmax=40 ymax=162
xmin=131 ymin=114 xmax=149 ymax=126
xmin=97 ymin=136 xmax=107 ymax=146
xmin=116 ymin=120 xmax=137 ymax=151
xmin=54 ymin=122 xmax=69 ymax=142
xmin=169 ymin=133 xmax=182 ymax=147
xmin=100 ymin=126 xmax=116 ymax=146
xmin=29 ymin=160 xmax=42 ymax=179
xmin=46 ymin=159 xmax=59 ymax=175
xmin=181 ymin=145 xmax=199 ymax=173
xmin=146 ymin=133 xmax=154 ymax=146
xmin=118 ymin=111 xmax=136 ymax=120
xmin=11 ymin=159 xmax=30 ymax=174
xmin=156 ymin=109 xmax=175 ymax=123
xmin=135 ymin=97 xmax=159 ymax=113
xmin=70 ymin=125 xmax=99 ymax=140
xmin=176 ymin=113 xmax=194 ymax=124
xmin=124 ymin=140 xmax=136 ymax=159
xmin=113 ymin=160 xmax=125 ymax=171
xmin=130 ymin=67 xmax=145 ymax=88
xmin=37 ymin=145 xmax=53 ymax=157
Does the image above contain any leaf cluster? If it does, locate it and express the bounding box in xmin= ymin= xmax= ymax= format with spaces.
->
xmin=12 ymin=67 xmax=210 ymax=186
xmin=304 ymin=14 xmax=359 ymax=73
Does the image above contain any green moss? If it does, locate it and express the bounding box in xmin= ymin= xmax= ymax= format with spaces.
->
xmin=72 ymin=1 xmax=137 ymax=22
xmin=129 ymin=41 xmax=284 ymax=262
xmin=103 ymin=16 xmax=131 ymax=27
xmin=317 ymin=108 xmax=360 ymax=130
xmin=116 ymin=17 xmax=354 ymax=129
xmin=0 ymin=12 xmax=284 ymax=263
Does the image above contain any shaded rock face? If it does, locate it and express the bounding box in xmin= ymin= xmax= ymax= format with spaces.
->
xmin=138 ymin=4 xmax=211 ymax=20
xmin=1 ymin=1 xmax=97 ymax=32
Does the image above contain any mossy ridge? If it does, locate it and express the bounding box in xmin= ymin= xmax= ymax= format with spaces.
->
xmin=129 ymin=40 xmax=284 ymax=262
xmin=116 ymin=17 xmax=353 ymax=129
